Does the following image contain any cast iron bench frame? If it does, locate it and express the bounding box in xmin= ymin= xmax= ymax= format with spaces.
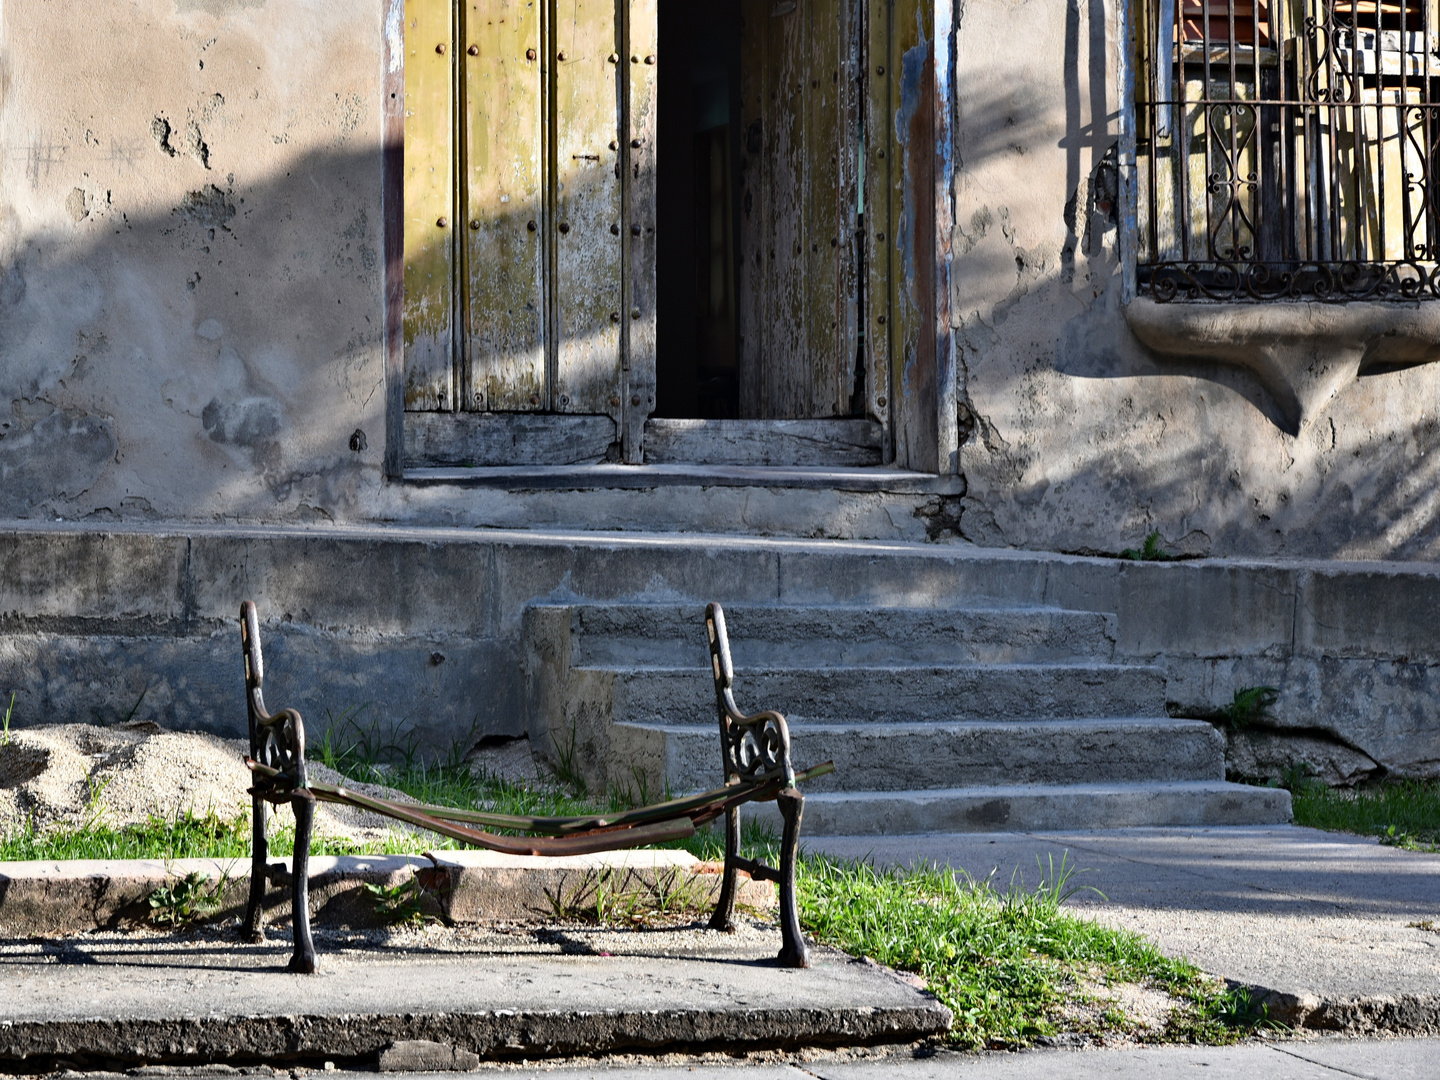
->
xmin=239 ymin=600 xmax=832 ymax=973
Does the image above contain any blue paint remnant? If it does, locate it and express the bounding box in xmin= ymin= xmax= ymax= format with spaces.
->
xmin=895 ymin=38 xmax=928 ymax=302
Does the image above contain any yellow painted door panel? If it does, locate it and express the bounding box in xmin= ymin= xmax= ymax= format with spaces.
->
xmin=553 ymin=0 xmax=624 ymax=415
xmin=463 ymin=0 xmax=545 ymax=413
xmin=622 ymin=0 xmax=658 ymax=461
xmin=403 ymin=0 xmax=457 ymax=412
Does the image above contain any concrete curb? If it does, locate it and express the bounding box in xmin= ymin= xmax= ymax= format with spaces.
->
xmin=0 ymin=1001 xmax=951 ymax=1068
xmin=1249 ymin=987 xmax=1440 ymax=1037
xmin=0 ymin=849 xmax=773 ymax=935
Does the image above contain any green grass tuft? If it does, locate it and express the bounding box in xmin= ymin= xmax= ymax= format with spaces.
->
xmin=1290 ymin=777 xmax=1440 ymax=852
xmin=1217 ymin=686 xmax=1279 ymax=731
xmin=793 ymin=853 xmax=1220 ymax=1048
xmin=1121 ymin=531 xmax=1175 ymax=562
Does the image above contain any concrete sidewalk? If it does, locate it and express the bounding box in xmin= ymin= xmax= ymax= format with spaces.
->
xmin=810 ymin=825 xmax=1440 ymax=1033
xmin=0 ymin=822 xmax=1435 ymax=1069
xmin=329 ymin=1038 xmax=1439 ymax=1077
xmin=0 ymin=920 xmax=948 ymax=1071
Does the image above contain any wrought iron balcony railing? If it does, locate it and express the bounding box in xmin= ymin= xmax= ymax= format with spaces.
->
xmin=1136 ymin=0 xmax=1440 ymax=300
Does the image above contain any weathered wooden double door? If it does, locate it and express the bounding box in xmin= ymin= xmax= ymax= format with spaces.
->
xmin=401 ymin=0 xmax=928 ymax=469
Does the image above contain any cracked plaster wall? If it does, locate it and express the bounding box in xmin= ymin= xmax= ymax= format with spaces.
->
xmin=952 ymin=0 xmax=1440 ymax=561
xmin=0 ymin=0 xmax=385 ymax=524
xmin=8 ymin=0 xmax=1440 ymax=559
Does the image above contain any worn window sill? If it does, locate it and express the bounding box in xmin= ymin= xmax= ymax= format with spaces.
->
xmin=1124 ymin=297 xmax=1440 ymax=432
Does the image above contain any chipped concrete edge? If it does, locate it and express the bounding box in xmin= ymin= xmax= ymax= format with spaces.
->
xmin=1244 ymin=984 xmax=1440 ymax=1037
xmin=0 ymin=996 xmax=954 ymax=1069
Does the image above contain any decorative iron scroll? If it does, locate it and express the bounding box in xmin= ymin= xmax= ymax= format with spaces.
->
xmin=1142 ymin=259 xmax=1440 ymax=300
xmin=724 ymin=713 xmax=791 ymax=782
xmin=1136 ymin=0 xmax=1440 ymax=301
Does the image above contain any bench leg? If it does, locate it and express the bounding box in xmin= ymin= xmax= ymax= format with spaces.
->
xmin=243 ymin=794 xmax=268 ymax=943
xmin=707 ymin=806 xmax=741 ymax=933
xmin=775 ymin=787 xmax=810 ymax=969
xmin=288 ymin=790 xmax=318 ymax=974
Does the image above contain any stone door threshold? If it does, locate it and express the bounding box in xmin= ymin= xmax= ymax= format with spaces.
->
xmin=401 ymin=462 xmax=964 ymax=493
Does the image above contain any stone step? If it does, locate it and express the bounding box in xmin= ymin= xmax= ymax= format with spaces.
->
xmin=795 ymin=781 xmax=1293 ymax=834
xmin=551 ymin=603 xmax=1119 ymax=667
xmin=598 ymin=662 xmax=1169 ymax=724
xmin=613 ymin=717 xmax=1225 ymax=794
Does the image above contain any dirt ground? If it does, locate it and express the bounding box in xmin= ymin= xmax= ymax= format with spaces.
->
xmin=0 ymin=722 xmax=416 ymax=842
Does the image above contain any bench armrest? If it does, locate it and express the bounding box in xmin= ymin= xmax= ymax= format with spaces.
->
xmin=241 ymin=600 xmax=309 ymax=795
xmin=705 ymin=602 xmax=796 ymax=788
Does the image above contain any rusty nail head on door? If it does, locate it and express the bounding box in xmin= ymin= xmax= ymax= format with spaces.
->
xmin=610 ymin=311 xmax=620 ymax=322
xmin=631 ymin=395 xmax=641 ymax=406
xmin=527 ymin=48 xmax=537 ymax=60
xmin=559 ymin=222 xmax=570 ymax=234
xmin=610 ymin=223 xmax=620 ymax=235
xmin=470 ymin=219 xmax=481 ymax=230
xmin=610 ymin=395 xmax=621 ymax=406
xmin=530 ymin=394 xmax=540 ymax=405
xmin=527 ymin=220 xmax=537 ymax=231
xmin=644 ymin=54 xmax=656 ymax=64
xmin=557 ymin=51 xmax=567 ymax=60
xmin=631 ymin=308 xmax=641 ymax=319
xmin=608 ymin=53 xmax=620 ymax=63
xmin=437 ymin=217 xmax=449 ymax=228
xmin=468 ymin=44 xmax=479 ymax=55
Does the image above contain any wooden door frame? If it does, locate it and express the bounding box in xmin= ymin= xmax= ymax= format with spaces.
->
xmin=384 ymin=0 xmax=957 ymax=478
xmin=872 ymin=0 xmax=956 ymax=476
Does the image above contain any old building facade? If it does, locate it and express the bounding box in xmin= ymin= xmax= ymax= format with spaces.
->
xmin=3 ymin=0 xmax=1440 ymax=823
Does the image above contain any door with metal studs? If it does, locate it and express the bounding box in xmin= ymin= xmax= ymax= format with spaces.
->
xmin=401 ymin=0 xmax=934 ymax=472
xmin=403 ymin=0 xmax=656 ymax=467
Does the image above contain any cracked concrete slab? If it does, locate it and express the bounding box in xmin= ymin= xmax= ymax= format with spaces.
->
xmin=0 ymin=922 xmax=949 ymax=1068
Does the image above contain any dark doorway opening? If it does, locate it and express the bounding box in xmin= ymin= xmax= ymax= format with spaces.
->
xmin=655 ymin=4 xmax=742 ymax=419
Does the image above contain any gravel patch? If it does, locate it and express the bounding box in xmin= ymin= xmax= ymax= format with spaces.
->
xmin=0 ymin=723 xmax=418 ymax=844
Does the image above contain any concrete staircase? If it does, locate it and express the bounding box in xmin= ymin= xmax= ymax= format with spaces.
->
xmin=521 ymin=602 xmax=1291 ymax=834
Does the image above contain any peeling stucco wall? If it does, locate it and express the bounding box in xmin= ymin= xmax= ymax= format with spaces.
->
xmin=952 ymin=0 xmax=1440 ymax=561
xmin=0 ymin=0 xmax=386 ymax=524
xmin=7 ymin=0 xmax=1440 ymax=560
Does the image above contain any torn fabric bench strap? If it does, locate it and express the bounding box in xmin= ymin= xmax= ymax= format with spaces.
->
xmin=238 ymin=598 xmax=831 ymax=974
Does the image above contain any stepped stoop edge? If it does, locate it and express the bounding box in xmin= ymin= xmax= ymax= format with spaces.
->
xmin=522 ymin=602 xmax=1292 ymax=833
